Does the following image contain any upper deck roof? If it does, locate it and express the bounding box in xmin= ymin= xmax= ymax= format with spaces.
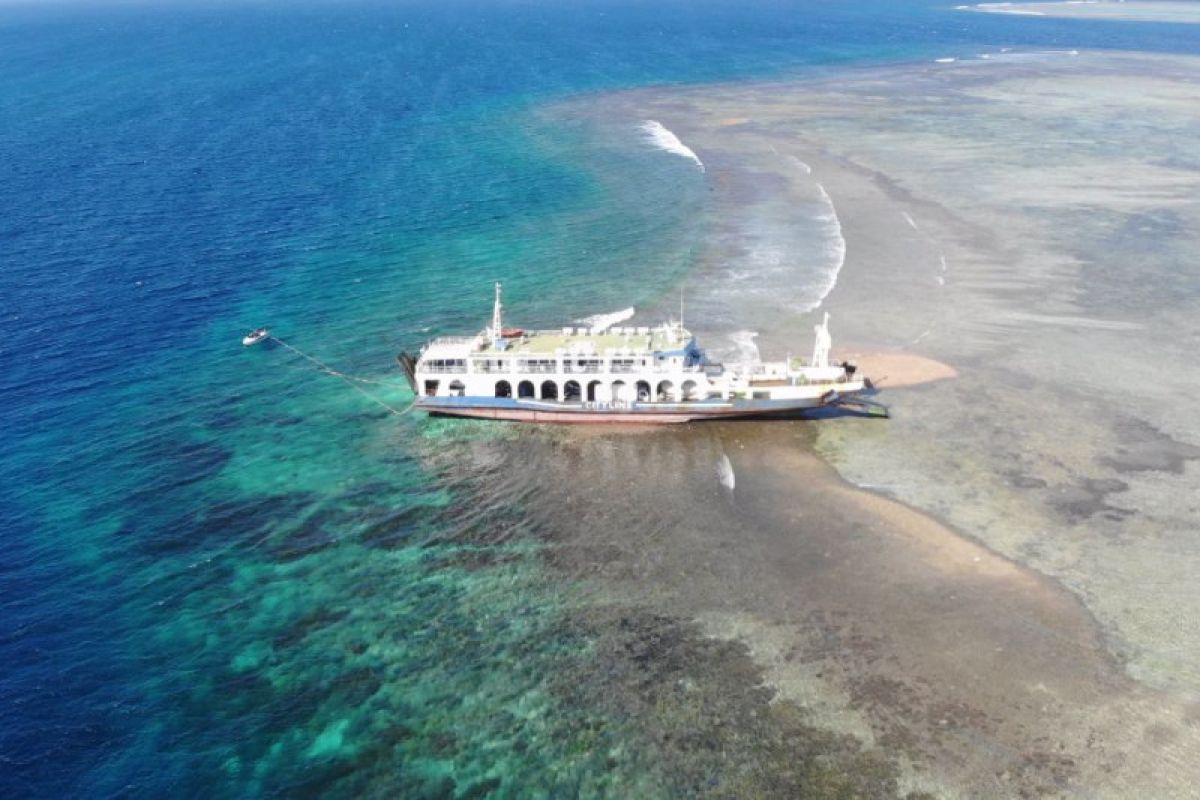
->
xmin=422 ymin=324 xmax=694 ymax=360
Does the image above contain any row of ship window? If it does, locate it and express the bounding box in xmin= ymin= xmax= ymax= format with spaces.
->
xmin=422 ymin=357 xmax=668 ymax=374
xmin=425 ymin=378 xmax=705 ymax=402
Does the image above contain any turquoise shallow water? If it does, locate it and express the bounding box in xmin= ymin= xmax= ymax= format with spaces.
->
xmin=3 ymin=1 xmax=1198 ymax=796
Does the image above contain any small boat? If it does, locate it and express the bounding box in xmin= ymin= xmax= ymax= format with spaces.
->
xmin=242 ymin=328 xmax=269 ymax=347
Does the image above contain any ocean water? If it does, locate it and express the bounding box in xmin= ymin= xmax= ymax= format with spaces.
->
xmin=3 ymin=1 xmax=1198 ymax=796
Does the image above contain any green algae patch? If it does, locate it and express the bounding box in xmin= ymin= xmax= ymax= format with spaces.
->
xmin=307 ymin=719 xmax=352 ymax=759
xmin=231 ymin=640 xmax=274 ymax=673
xmin=554 ymin=607 xmax=913 ymax=800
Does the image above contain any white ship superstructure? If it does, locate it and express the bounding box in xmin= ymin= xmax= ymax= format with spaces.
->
xmin=398 ymin=284 xmax=883 ymax=423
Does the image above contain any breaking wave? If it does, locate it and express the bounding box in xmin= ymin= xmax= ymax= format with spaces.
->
xmin=728 ymin=330 xmax=760 ymax=364
xmin=577 ymin=307 xmax=635 ymax=333
xmin=716 ymin=452 xmax=736 ymax=493
xmin=788 ymin=155 xmax=813 ymax=175
xmin=641 ymin=120 xmax=705 ymax=171
xmin=801 ymin=183 xmax=847 ymax=313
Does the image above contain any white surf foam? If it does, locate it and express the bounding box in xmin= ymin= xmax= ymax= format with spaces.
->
xmin=968 ymin=2 xmax=1047 ymax=13
xmin=717 ymin=452 xmax=736 ymax=493
xmin=935 ymin=57 xmax=957 ymax=63
xmin=641 ymin=120 xmax=705 ymax=172
xmin=577 ymin=307 xmax=635 ymax=333
xmin=902 ymin=211 xmax=920 ymax=231
xmin=1005 ymin=312 xmax=1144 ymax=331
xmin=788 ymin=155 xmax=813 ymax=175
xmin=728 ymin=330 xmax=760 ymax=364
xmin=801 ymin=183 xmax=848 ymax=313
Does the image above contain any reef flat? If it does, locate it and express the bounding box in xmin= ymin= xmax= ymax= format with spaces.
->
xmin=547 ymin=50 xmax=1200 ymax=797
xmin=961 ymin=1 xmax=1200 ymax=24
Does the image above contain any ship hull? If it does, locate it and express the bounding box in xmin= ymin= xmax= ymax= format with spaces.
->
xmin=416 ymin=395 xmax=854 ymax=424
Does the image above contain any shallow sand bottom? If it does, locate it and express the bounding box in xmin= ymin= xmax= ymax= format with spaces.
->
xmin=481 ymin=423 xmax=1198 ymax=797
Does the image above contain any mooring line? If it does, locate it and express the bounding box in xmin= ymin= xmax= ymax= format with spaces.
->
xmin=267 ymin=335 xmax=416 ymax=416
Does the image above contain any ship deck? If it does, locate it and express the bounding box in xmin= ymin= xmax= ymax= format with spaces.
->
xmin=479 ymin=326 xmax=686 ymax=355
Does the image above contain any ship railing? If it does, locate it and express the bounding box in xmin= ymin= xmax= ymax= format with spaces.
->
xmin=457 ymin=364 xmax=713 ymax=376
xmin=430 ymin=336 xmax=480 ymax=346
xmin=614 ymin=365 xmax=706 ymax=375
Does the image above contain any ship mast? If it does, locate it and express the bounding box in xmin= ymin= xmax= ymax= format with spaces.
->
xmin=491 ymin=282 xmax=503 ymax=347
xmin=811 ymin=312 xmax=832 ymax=369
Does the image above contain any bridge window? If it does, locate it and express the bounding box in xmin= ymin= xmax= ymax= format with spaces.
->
xmin=611 ymin=359 xmax=636 ymax=373
xmin=566 ymin=358 xmax=603 ymax=373
xmin=425 ymin=359 xmax=467 ymax=373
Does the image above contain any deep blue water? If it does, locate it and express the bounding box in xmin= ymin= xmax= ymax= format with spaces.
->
xmin=2 ymin=1 xmax=1198 ymax=796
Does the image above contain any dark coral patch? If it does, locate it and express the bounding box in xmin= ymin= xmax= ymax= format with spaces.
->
xmin=136 ymin=492 xmax=316 ymax=556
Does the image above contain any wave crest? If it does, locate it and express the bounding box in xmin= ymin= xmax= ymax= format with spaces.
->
xmin=800 ymin=183 xmax=847 ymax=313
xmin=577 ymin=307 xmax=635 ymax=333
xmin=641 ymin=120 xmax=705 ymax=172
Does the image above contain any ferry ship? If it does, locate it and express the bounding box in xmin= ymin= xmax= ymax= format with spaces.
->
xmin=397 ymin=284 xmax=884 ymax=423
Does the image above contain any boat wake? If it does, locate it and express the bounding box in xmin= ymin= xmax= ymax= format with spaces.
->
xmin=577 ymin=307 xmax=635 ymax=333
xmin=641 ymin=120 xmax=705 ymax=172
